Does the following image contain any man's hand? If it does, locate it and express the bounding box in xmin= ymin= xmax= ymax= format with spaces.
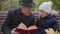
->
xmin=11 ymin=31 xmax=20 ymax=34
xmin=28 ymin=25 xmax=38 ymax=30
xmin=11 ymin=28 xmax=21 ymax=34
xmin=45 ymin=28 xmax=55 ymax=34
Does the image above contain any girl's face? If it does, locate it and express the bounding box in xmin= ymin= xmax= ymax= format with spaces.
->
xmin=39 ymin=10 xmax=48 ymax=17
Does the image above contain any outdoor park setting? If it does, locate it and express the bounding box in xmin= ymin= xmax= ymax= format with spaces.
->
xmin=0 ymin=0 xmax=60 ymax=34
xmin=0 ymin=0 xmax=60 ymax=11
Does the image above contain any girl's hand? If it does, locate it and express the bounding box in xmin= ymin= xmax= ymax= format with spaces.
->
xmin=28 ymin=25 xmax=38 ymax=30
xmin=45 ymin=28 xmax=55 ymax=34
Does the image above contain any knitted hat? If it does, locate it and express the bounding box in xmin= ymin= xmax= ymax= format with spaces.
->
xmin=39 ymin=1 xmax=53 ymax=14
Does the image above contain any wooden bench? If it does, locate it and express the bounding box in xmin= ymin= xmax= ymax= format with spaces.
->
xmin=0 ymin=11 xmax=60 ymax=34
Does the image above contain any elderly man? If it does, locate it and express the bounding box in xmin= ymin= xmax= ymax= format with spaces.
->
xmin=1 ymin=0 xmax=37 ymax=34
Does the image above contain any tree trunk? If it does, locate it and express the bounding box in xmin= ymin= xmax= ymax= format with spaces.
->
xmin=11 ymin=0 xmax=13 ymax=8
xmin=0 ymin=2 xmax=2 ymax=11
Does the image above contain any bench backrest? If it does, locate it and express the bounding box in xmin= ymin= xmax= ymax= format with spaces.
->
xmin=0 ymin=11 xmax=60 ymax=34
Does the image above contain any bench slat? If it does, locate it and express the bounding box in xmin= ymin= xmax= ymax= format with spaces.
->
xmin=0 ymin=11 xmax=60 ymax=33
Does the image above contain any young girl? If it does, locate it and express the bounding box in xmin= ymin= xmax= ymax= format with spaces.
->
xmin=36 ymin=1 xmax=59 ymax=34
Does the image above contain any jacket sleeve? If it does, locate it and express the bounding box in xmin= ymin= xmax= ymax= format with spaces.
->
xmin=30 ymin=15 xmax=36 ymax=26
xmin=36 ymin=29 xmax=46 ymax=34
xmin=31 ymin=17 xmax=35 ymax=25
xmin=1 ymin=11 xmax=12 ymax=34
xmin=52 ymin=18 xmax=59 ymax=32
xmin=36 ymin=20 xmax=46 ymax=34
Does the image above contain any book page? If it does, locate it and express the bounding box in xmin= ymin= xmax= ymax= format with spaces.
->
xmin=17 ymin=22 xmax=27 ymax=30
xmin=17 ymin=22 xmax=38 ymax=30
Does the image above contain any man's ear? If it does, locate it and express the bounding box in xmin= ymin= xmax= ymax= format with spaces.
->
xmin=20 ymin=5 xmax=23 ymax=8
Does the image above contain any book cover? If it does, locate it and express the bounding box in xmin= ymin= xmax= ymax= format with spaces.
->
xmin=14 ymin=22 xmax=37 ymax=34
xmin=15 ymin=28 xmax=37 ymax=34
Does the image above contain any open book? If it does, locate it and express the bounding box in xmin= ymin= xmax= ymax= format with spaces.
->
xmin=15 ymin=22 xmax=38 ymax=34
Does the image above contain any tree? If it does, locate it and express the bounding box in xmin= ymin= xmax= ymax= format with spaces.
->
xmin=0 ymin=0 xmax=7 ymax=11
xmin=33 ymin=0 xmax=51 ymax=11
xmin=51 ymin=0 xmax=60 ymax=10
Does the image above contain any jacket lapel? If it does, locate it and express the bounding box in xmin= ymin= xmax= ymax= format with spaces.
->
xmin=16 ymin=8 xmax=22 ymax=24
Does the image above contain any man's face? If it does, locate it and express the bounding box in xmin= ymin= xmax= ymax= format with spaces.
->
xmin=21 ymin=6 xmax=32 ymax=16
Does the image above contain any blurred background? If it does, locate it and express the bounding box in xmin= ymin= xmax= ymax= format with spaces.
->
xmin=0 ymin=0 xmax=60 ymax=11
xmin=0 ymin=0 xmax=60 ymax=34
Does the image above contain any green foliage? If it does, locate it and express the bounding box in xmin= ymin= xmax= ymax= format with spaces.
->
xmin=4 ymin=0 xmax=19 ymax=10
xmin=33 ymin=0 xmax=51 ymax=11
xmin=0 ymin=0 xmax=60 ymax=11
xmin=51 ymin=0 xmax=60 ymax=10
xmin=0 ymin=0 xmax=7 ymax=1
xmin=0 ymin=0 xmax=19 ymax=10
xmin=0 ymin=0 xmax=8 ymax=10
